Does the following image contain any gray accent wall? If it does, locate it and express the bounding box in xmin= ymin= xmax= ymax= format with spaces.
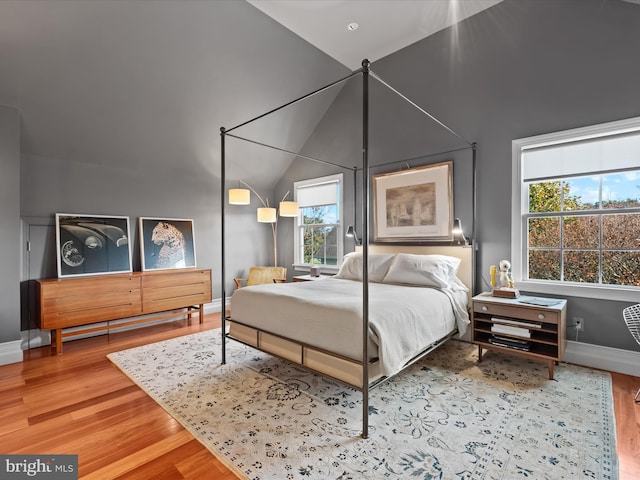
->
xmin=2 ymin=0 xmax=640 ymax=358
xmin=0 ymin=0 xmax=348 ymax=358
xmin=0 ymin=106 xmax=21 ymax=354
xmin=279 ymin=0 xmax=640 ymax=351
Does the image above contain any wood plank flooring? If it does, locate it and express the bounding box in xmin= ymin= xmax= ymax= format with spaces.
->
xmin=1 ymin=313 xmax=638 ymax=479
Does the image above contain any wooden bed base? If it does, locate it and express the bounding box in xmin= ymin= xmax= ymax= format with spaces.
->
xmin=225 ymin=318 xmax=457 ymax=391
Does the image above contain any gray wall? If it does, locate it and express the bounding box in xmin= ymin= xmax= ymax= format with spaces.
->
xmin=0 ymin=106 xmax=21 ymax=346
xmin=0 ymin=0 xmax=348 ymax=347
xmin=3 ymin=0 xmax=640 ymax=356
xmin=283 ymin=0 xmax=640 ymax=351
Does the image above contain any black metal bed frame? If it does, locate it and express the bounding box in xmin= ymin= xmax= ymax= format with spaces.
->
xmin=220 ymin=59 xmax=476 ymax=438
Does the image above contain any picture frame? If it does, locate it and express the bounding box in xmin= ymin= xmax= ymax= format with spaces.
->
xmin=55 ymin=213 xmax=132 ymax=278
xmin=373 ymin=161 xmax=454 ymax=242
xmin=139 ymin=217 xmax=196 ymax=271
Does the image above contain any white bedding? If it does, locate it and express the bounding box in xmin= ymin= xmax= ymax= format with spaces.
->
xmin=229 ymin=277 xmax=469 ymax=377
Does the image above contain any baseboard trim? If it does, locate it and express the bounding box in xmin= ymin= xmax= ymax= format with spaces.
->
xmin=0 ymin=340 xmax=23 ymax=365
xmin=565 ymin=340 xmax=640 ymax=376
xmin=21 ymin=329 xmax=51 ymax=350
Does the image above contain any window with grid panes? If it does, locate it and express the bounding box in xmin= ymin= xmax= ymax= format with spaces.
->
xmin=293 ymin=174 xmax=343 ymax=272
xmin=511 ymin=118 xmax=640 ymax=301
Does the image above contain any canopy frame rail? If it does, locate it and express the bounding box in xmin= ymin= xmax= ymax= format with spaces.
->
xmin=224 ymin=132 xmax=354 ymax=172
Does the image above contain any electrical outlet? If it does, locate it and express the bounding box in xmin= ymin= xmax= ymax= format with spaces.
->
xmin=574 ymin=317 xmax=584 ymax=331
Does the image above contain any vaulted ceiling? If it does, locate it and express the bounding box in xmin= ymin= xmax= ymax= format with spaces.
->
xmin=0 ymin=0 xmax=504 ymax=189
xmin=247 ymin=0 xmax=503 ymax=69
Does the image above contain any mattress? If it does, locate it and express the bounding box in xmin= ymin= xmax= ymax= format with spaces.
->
xmin=228 ymin=277 xmax=469 ymax=377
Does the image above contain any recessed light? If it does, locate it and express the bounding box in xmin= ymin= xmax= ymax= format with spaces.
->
xmin=347 ymin=22 xmax=359 ymax=31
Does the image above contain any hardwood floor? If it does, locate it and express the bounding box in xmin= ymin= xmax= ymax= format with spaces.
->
xmin=1 ymin=313 xmax=638 ymax=479
xmin=611 ymin=371 xmax=640 ymax=480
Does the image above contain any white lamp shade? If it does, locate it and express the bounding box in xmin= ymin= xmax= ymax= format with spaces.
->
xmin=257 ymin=207 xmax=277 ymax=223
xmin=279 ymin=201 xmax=299 ymax=217
xmin=229 ymin=188 xmax=250 ymax=205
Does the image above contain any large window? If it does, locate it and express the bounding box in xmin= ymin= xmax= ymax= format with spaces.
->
xmin=512 ymin=117 xmax=640 ymax=301
xmin=293 ymin=174 xmax=343 ymax=272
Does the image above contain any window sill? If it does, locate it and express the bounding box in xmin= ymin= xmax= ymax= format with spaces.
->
xmin=514 ymin=279 xmax=638 ymax=302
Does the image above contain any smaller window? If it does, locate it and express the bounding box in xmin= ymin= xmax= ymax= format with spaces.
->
xmin=293 ymin=174 xmax=343 ymax=271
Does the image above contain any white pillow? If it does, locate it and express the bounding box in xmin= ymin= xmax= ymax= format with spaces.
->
xmin=448 ymin=276 xmax=469 ymax=292
xmin=335 ymin=252 xmax=395 ymax=283
xmin=382 ymin=253 xmax=461 ymax=288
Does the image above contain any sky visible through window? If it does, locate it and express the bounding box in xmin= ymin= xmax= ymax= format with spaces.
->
xmin=566 ymin=171 xmax=640 ymax=206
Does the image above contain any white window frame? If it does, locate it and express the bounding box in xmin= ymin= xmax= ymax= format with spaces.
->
xmin=511 ymin=116 xmax=640 ymax=302
xmin=292 ymin=173 xmax=343 ymax=274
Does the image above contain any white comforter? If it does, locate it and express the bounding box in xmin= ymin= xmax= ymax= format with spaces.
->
xmin=229 ymin=277 xmax=469 ymax=377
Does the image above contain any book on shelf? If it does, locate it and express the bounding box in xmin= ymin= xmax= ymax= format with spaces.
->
xmin=491 ymin=323 xmax=531 ymax=338
xmin=492 ymin=334 xmax=529 ymax=345
xmin=489 ymin=336 xmax=531 ymax=351
xmin=491 ymin=316 xmax=542 ymax=329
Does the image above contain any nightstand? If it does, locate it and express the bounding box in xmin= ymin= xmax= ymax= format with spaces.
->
xmin=471 ymin=293 xmax=567 ymax=380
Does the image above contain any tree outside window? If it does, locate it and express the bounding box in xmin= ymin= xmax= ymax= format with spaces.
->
xmin=293 ymin=174 xmax=343 ymax=271
xmin=527 ymin=174 xmax=640 ymax=286
xmin=301 ymin=205 xmax=338 ymax=266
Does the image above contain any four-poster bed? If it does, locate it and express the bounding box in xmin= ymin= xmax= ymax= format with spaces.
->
xmin=220 ymin=59 xmax=477 ymax=438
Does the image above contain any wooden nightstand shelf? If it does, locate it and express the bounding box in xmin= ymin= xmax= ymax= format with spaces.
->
xmin=471 ymin=293 xmax=567 ymax=379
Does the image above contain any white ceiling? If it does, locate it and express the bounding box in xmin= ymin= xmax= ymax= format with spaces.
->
xmin=247 ymin=0 xmax=504 ymax=70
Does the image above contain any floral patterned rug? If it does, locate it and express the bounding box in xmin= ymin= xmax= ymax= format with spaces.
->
xmin=108 ymin=329 xmax=618 ymax=480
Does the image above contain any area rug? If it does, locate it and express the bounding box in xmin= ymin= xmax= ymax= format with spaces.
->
xmin=107 ymin=329 xmax=618 ymax=480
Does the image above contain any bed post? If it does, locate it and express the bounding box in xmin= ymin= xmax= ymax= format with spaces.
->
xmin=471 ymin=142 xmax=478 ymax=294
xmin=220 ymin=127 xmax=227 ymax=365
xmin=361 ymin=59 xmax=370 ymax=439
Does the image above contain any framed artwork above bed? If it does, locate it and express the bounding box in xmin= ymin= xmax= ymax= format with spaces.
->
xmin=373 ymin=161 xmax=453 ymax=242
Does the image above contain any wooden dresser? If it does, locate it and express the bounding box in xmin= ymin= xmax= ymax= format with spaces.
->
xmin=36 ymin=268 xmax=212 ymax=353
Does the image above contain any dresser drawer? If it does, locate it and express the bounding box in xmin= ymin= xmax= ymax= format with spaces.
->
xmin=473 ymin=301 xmax=559 ymax=324
xmin=142 ymin=270 xmax=210 ymax=289
xmin=42 ymin=288 xmax=141 ymax=314
xmin=141 ymin=269 xmax=211 ymax=313
xmin=41 ymin=298 xmax=142 ymax=329
xmin=143 ymin=291 xmax=210 ymax=313
xmin=39 ymin=275 xmax=139 ymax=299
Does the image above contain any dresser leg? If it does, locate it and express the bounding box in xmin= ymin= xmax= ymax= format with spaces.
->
xmin=477 ymin=345 xmax=483 ymax=362
xmin=548 ymin=360 xmax=554 ymax=380
xmin=199 ymin=304 xmax=204 ymax=324
xmin=52 ymin=329 xmax=63 ymax=354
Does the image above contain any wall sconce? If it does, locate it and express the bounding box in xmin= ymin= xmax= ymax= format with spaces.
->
xmin=229 ymin=180 xmax=298 ymax=266
xmin=452 ymin=217 xmax=470 ymax=245
xmin=345 ymin=225 xmax=361 ymax=245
